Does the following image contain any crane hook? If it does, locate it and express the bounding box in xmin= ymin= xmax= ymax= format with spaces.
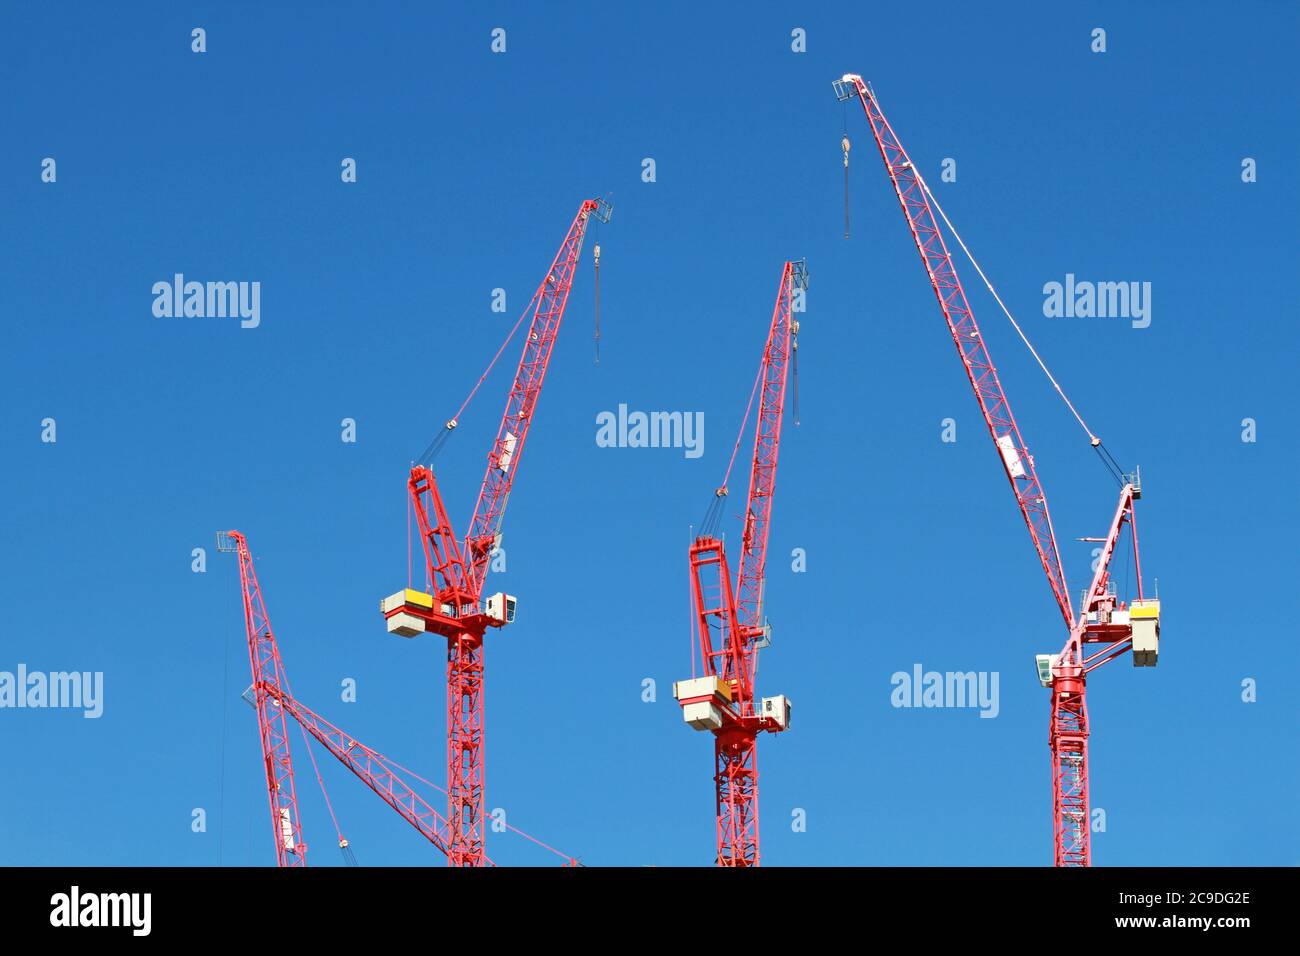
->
xmin=841 ymin=135 xmax=852 ymax=239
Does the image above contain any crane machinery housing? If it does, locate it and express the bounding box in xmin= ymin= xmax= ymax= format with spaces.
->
xmin=674 ymin=258 xmax=806 ymax=867
xmin=379 ymin=198 xmax=611 ymax=867
xmin=834 ymin=73 xmax=1161 ymax=866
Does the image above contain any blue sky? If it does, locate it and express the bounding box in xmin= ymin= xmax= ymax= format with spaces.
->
xmin=1 ymin=2 xmax=1295 ymax=866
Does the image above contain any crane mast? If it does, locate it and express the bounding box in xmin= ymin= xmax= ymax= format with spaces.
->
xmin=835 ymin=74 xmax=1161 ymax=866
xmin=381 ymin=198 xmax=611 ymax=867
xmin=675 ymin=259 xmax=805 ymax=867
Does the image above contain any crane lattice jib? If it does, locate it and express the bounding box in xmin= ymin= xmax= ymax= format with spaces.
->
xmin=734 ymin=260 xmax=803 ymax=647
xmin=278 ymin=694 xmax=457 ymax=859
xmin=463 ymin=198 xmax=611 ymax=595
xmin=837 ymin=76 xmax=1074 ymax=630
xmin=226 ymin=530 xmax=308 ymax=867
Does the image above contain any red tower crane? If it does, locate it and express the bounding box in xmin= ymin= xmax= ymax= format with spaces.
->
xmin=219 ymin=530 xmax=584 ymax=866
xmin=380 ymin=198 xmax=611 ymax=867
xmin=834 ymin=74 xmax=1162 ymax=866
xmin=674 ymin=259 xmax=806 ymax=866
xmin=219 ymin=529 xmax=460 ymax=863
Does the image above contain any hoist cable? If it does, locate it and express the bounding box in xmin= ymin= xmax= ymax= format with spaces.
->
xmin=1101 ymin=443 xmax=1126 ymax=482
xmin=296 ymin=721 xmax=345 ymax=848
xmin=414 ymin=285 xmax=543 ymax=465
xmin=791 ymin=345 xmax=801 ymax=426
xmin=914 ymin=170 xmax=1105 ymax=451
xmin=703 ymin=351 xmax=764 ymax=535
xmin=1094 ymin=443 xmax=1125 ymax=487
xmin=380 ymin=753 xmax=582 ymax=864
xmin=700 ymin=492 xmax=728 ymax=539
xmin=722 ymin=359 xmax=763 ymax=494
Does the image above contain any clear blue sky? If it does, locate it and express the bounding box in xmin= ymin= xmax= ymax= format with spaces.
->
xmin=1 ymin=2 xmax=1295 ymax=866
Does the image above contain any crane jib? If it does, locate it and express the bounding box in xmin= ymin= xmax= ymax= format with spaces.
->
xmin=838 ymin=76 xmax=1074 ymax=631
xmin=733 ymin=260 xmax=805 ymax=636
xmin=463 ymin=198 xmax=610 ymax=596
